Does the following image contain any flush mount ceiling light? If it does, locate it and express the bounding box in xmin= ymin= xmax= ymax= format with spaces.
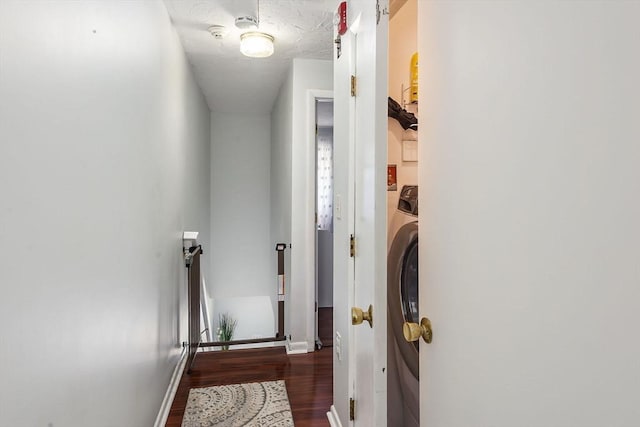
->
xmin=238 ymin=0 xmax=274 ymax=58
xmin=240 ymin=31 xmax=274 ymax=58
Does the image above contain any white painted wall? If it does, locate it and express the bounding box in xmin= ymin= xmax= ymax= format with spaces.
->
xmin=212 ymin=296 xmax=275 ymax=341
xmin=0 ymin=1 xmax=211 ymax=425
xmin=317 ymin=230 xmax=334 ymax=307
xmin=210 ymin=113 xmax=273 ymax=339
xmin=289 ymin=59 xmax=333 ymax=348
xmin=271 ymin=67 xmax=294 ymax=335
xmin=419 ymin=1 xmax=640 ymax=425
xmin=388 ymin=0 xmax=418 ymax=228
xmin=316 ymin=102 xmax=334 ymax=308
xmin=267 ymin=58 xmax=333 ymax=345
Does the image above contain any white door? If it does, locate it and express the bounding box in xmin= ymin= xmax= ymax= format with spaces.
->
xmin=418 ymin=2 xmax=640 ymax=426
xmin=331 ymin=16 xmax=355 ymax=426
xmin=333 ymin=0 xmax=388 ymax=426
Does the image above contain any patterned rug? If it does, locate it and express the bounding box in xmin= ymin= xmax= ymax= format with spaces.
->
xmin=181 ymin=380 xmax=294 ymax=427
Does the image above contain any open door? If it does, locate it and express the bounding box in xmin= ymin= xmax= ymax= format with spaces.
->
xmin=416 ymin=2 xmax=640 ymax=426
xmin=332 ymin=1 xmax=388 ymax=426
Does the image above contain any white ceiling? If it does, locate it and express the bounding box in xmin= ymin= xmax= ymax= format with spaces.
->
xmin=163 ymin=0 xmax=337 ymax=114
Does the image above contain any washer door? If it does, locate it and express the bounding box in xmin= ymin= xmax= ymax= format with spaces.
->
xmin=388 ymin=221 xmax=419 ymax=379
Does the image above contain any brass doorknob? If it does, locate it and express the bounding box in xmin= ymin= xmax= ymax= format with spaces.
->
xmin=403 ymin=317 xmax=433 ymax=343
xmin=352 ymin=305 xmax=373 ymax=328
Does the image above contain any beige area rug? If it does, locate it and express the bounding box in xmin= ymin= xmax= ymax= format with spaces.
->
xmin=181 ymin=380 xmax=294 ymax=427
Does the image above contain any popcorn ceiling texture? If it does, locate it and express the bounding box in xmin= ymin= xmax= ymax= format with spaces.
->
xmin=163 ymin=0 xmax=335 ymax=113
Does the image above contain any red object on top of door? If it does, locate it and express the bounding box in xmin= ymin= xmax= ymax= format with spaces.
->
xmin=336 ymin=2 xmax=347 ymax=36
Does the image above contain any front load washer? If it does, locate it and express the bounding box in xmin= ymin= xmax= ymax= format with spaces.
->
xmin=387 ymin=185 xmax=418 ymax=251
xmin=388 ymin=185 xmax=419 ymax=427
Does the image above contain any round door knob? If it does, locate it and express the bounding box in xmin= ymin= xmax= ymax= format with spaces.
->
xmin=351 ymin=305 xmax=373 ymax=328
xmin=403 ymin=322 xmax=423 ymax=342
xmin=402 ymin=317 xmax=433 ymax=344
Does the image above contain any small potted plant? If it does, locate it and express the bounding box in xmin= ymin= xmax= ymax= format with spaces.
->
xmin=217 ymin=312 xmax=237 ymax=350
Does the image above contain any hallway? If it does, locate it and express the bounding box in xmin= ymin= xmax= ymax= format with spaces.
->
xmin=4 ymin=1 xmax=640 ymax=426
xmin=166 ymin=347 xmax=332 ymax=427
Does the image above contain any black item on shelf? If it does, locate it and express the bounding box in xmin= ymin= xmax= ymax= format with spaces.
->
xmin=388 ymin=97 xmax=418 ymax=130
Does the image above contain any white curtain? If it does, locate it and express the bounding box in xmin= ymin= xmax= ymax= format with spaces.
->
xmin=317 ymin=129 xmax=333 ymax=231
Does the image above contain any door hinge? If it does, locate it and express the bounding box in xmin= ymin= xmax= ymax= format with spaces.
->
xmin=350 ymin=75 xmax=357 ymax=97
xmin=350 ymin=234 xmax=356 ymax=257
xmin=335 ymin=35 xmax=342 ymax=59
xmin=349 ymin=397 xmax=355 ymax=420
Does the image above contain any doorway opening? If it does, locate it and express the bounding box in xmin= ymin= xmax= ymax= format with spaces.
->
xmin=314 ymin=98 xmax=334 ymax=350
xmin=387 ymin=0 xmax=420 ymax=426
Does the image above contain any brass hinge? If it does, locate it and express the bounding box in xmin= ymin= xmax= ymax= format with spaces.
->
xmin=350 ymin=75 xmax=357 ymax=97
xmin=350 ymin=234 xmax=356 ymax=257
xmin=349 ymin=397 xmax=355 ymax=420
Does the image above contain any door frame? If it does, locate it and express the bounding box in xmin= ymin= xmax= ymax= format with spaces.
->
xmin=305 ymin=89 xmax=334 ymax=351
xmin=308 ymin=91 xmax=335 ymax=349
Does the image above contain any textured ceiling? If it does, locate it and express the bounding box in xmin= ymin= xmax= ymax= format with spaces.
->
xmin=163 ymin=0 xmax=336 ymax=113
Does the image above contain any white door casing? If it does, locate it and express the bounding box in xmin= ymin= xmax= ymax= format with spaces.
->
xmin=419 ymin=2 xmax=640 ymax=426
xmin=310 ymin=90 xmax=334 ymax=350
xmin=332 ymin=1 xmax=389 ymax=426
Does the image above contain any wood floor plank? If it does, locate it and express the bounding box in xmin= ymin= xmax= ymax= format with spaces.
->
xmin=166 ymin=346 xmax=332 ymax=427
xmin=318 ymin=307 xmax=333 ymax=347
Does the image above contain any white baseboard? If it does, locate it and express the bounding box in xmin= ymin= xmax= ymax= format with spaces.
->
xmin=327 ymin=405 xmax=343 ymax=427
xmin=154 ymin=347 xmax=188 ymax=427
xmin=197 ymin=340 xmax=286 ymax=352
xmin=285 ymin=340 xmax=309 ymax=355
xmin=227 ymin=340 xmax=286 ymax=350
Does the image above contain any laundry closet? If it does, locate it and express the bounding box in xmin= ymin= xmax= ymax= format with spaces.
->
xmin=386 ymin=1 xmax=420 ymax=426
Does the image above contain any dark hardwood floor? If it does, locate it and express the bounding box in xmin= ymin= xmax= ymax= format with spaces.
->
xmin=166 ymin=346 xmax=333 ymax=426
xmin=318 ymin=307 xmax=333 ymax=348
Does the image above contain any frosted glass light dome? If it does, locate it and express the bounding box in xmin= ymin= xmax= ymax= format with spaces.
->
xmin=240 ymin=32 xmax=274 ymax=58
